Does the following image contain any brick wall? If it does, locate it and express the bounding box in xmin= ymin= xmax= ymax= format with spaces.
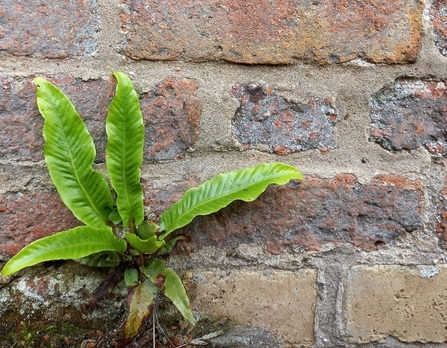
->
xmin=1 ymin=0 xmax=447 ymax=346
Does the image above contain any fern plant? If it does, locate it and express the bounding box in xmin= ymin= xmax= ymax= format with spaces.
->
xmin=1 ymin=72 xmax=303 ymax=341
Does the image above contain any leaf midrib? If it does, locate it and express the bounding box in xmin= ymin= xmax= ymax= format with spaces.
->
xmin=162 ymin=171 xmax=296 ymax=233
xmin=53 ymin=105 xmax=107 ymax=225
xmin=27 ymin=239 xmax=120 ymax=260
xmin=120 ymin=100 xmax=133 ymax=224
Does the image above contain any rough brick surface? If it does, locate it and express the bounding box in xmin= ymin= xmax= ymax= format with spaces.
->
xmin=121 ymin=0 xmax=423 ymax=64
xmin=0 ymin=76 xmax=114 ymax=162
xmin=436 ymin=181 xmax=447 ymax=248
xmin=0 ymin=0 xmax=98 ymax=57
xmin=431 ymin=0 xmax=447 ymax=57
xmin=0 ymin=191 xmax=81 ymax=259
xmin=143 ymin=175 xmax=201 ymax=218
xmin=370 ymin=79 xmax=447 ymax=155
xmin=140 ymin=77 xmax=200 ymax=161
xmin=0 ymin=262 xmax=125 ymax=347
xmin=0 ymin=76 xmax=200 ymax=162
xmin=345 ymin=265 xmax=447 ymax=343
xmin=231 ymin=84 xmax=340 ymax=155
xmin=189 ymin=270 xmax=317 ymax=346
xmin=174 ymin=174 xmax=423 ymax=253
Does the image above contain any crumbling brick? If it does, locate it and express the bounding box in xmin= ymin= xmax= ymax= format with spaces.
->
xmin=370 ymin=79 xmax=447 ymax=155
xmin=431 ymin=0 xmax=447 ymax=57
xmin=231 ymin=84 xmax=340 ymax=155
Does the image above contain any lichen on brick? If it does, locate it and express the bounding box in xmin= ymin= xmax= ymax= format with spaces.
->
xmin=231 ymin=84 xmax=340 ymax=155
xmin=370 ymin=78 xmax=447 ymax=155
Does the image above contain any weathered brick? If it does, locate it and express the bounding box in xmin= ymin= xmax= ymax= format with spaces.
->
xmin=0 ymin=76 xmax=114 ymax=162
xmin=0 ymin=191 xmax=81 ymax=258
xmin=436 ymin=181 xmax=447 ymax=248
xmin=345 ymin=265 xmax=447 ymax=343
xmin=231 ymin=84 xmax=340 ymax=155
xmin=188 ymin=270 xmax=317 ymax=346
xmin=143 ymin=175 xmax=201 ymax=218
xmin=0 ymin=0 xmax=98 ymax=57
xmin=370 ymin=79 xmax=447 ymax=155
xmin=431 ymin=0 xmax=447 ymax=57
xmin=179 ymin=174 xmax=423 ymax=253
xmin=120 ymin=0 xmax=423 ymax=64
xmin=140 ymin=77 xmax=200 ymax=161
xmin=0 ymin=262 xmax=124 ymax=346
xmin=0 ymin=76 xmax=200 ymax=162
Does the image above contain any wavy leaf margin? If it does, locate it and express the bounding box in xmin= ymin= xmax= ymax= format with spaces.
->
xmin=159 ymin=162 xmax=303 ymax=238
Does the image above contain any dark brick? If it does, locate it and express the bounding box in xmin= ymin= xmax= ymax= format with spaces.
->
xmin=370 ymin=79 xmax=447 ymax=155
xmin=231 ymin=84 xmax=340 ymax=155
xmin=437 ymin=182 xmax=447 ymax=248
xmin=431 ymin=0 xmax=447 ymax=57
xmin=0 ymin=191 xmax=81 ymax=258
xmin=0 ymin=0 xmax=98 ymax=57
xmin=120 ymin=0 xmax=423 ymax=64
xmin=0 ymin=76 xmax=200 ymax=162
xmin=175 ymin=175 xmax=423 ymax=253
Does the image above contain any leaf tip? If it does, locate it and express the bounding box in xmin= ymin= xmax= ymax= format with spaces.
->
xmin=1 ymin=261 xmax=17 ymax=277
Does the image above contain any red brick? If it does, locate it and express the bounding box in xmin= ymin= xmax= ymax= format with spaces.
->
xmin=0 ymin=76 xmax=200 ymax=162
xmin=0 ymin=0 xmax=98 ymax=57
xmin=0 ymin=191 xmax=81 ymax=258
xmin=143 ymin=175 xmax=201 ymax=218
xmin=431 ymin=0 xmax=447 ymax=57
xmin=370 ymin=79 xmax=447 ymax=155
xmin=120 ymin=0 xmax=423 ymax=64
xmin=0 ymin=76 xmax=114 ymax=162
xmin=140 ymin=78 xmax=200 ymax=161
xmin=231 ymin=84 xmax=340 ymax=154
xmin=174 ymin=175 xmax=423 ymax=253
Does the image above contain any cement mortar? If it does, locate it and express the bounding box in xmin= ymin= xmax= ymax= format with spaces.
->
xmin=1 ymin=0 xmax=447 ymax=346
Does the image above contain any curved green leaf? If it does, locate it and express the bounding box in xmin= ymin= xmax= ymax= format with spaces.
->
xmin=106 ymin=72 xmax=144 ymax=228
xmin=158 ymin=236 xmax=186 ymax=256
xmin=1 ymin=226 xmax=127 ymax=276
xmin=136 ymin=220 xmax=159 ymax=240
xmin=78 ymin=251 xmax=121 ymax=268
xmin=125 ymin=280 xmax=158 ymax=340
xmin=34 ymin=78 xmax=114 ymax=228
xmin=139 ymin=259 xmax=194 ymax=325
xmin=159 ymin=162 xmax=303 ymax=238
xmin=108 ymin=209 xmax=123 ymax=225
xmin=164 ymin=268 xmax=195 ymax=325
xmin=140 ymin=259 xmax=165 ymax=281
xmin=125 ymin=233 xmax=165 ymax=254
xmin=124 ymin=268 xmax=139 ymax=287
